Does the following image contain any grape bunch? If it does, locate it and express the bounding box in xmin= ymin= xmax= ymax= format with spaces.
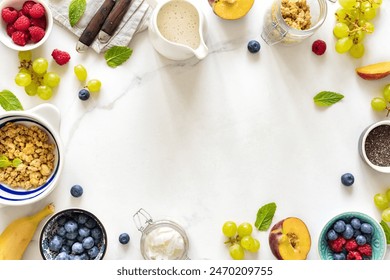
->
xmin=370 ymin=84 xmax=390 ymax=115
xmin=16 ymin=51 xmax=60 ymax=100
xmin=333 ymin=0 xmax=382 ymax=58
xmin=373 ymin=188 xmax=390 ymax=222
xmin=74 ymin=64 xmax=102 ymax=101
xmin=222 ymin=221 xmax=260 ymax=260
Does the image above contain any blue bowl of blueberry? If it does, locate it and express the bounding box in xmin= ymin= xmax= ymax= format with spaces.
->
xmin=318 ymin=212 xmax=386 ymax=260
xmin=39 ymin=208 xmax=107 ymax=260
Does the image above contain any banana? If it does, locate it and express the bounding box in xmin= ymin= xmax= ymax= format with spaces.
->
xmin=0 ymin=203 xmax=55 ymax=260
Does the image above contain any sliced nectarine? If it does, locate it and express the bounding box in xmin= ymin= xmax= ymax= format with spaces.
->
xmin=209 ymin=0 xmax=254 ymax=20
xmin=269 ymin=217 xmax=311 ymax=260
xmin=356 ymin=62 xmax=390 ymax=80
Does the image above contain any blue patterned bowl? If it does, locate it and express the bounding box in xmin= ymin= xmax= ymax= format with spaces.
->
xmin=318 ymin=212 xmax=387 ymax=260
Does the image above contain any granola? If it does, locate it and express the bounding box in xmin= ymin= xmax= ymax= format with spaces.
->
xmin=0 ymin=122 xmax=55 ymax=190
xmin=280 ymin=0 xmax=311 ymax=30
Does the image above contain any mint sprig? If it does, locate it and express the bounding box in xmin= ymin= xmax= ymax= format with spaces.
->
xmin=314 ymin=91 xmax=344 ymax=107
xmin=0 ymin=155 xmax=22 ymax=168
xmin=69 ymin=0 xmax=87 ymax=27
xmin=104 ymin=46 xmax=133 ymax=68
xmin=0 ymin=90 xmax=23 ymax=111
xmin=255 ymin=202 xmax=277 ymax=231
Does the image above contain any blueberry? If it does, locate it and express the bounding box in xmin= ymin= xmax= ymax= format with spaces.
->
xmin=119 ymin=233 xmax=130 ymax=244
xmin=326 ymin=229 xmax=338 ymax=241
xmin=66 ymin=239 xmax=75 ymax=247
xmin=57 ymin=217 xmax=67 ymax=226
xmin=333 ymin=220 xmax=346 ymax=233
xmin=353 ymin=229 xmax=362 ymax=237
xmin=356 ymin=235 xmax=367 ymax=245
xmin=341 ymin=173 xmax=354 ymax=186
xmin=77 ymin=214 xmax=88 ymax=225
xmin=82 ymin=236 xmax=95 ymax=250
xmin=247 ymin=40 xmax=261 ymax=53
xmin=91 ymin=227 xmax=102 ymax=241
xmin=55 ymin=252 xmax=70 ymax=260
xmin=70 ymin=184 xmax=83 ymax=197
xmin=71 ymin=242 xmax=84 ymax=254
xmin=78 ymin=227 xmax=90 ymax=238
xmin=79 ymin=253 xmax=90 ymax=260
xmin=49 ymin=235 xmax=63 ymax=252
xmin=350 ymin=218 xmax=361 ymax=230
xmin=56 ymin=226 xmax=66 ymax=237
xmin=60 ymin=245 xmax=71 ymax=254
xmin=78 ymin=89 xmax=90 ymax=101
xmin=85 ymin=218 xmax=97 ymax=229
xmin=65 ymin=231 xmax=78 ymax=240
xmin=361 ymin=223 xmax=373 ymax=234
xmin=342 ymin=224 xmax=354 ymax=239
xmin=64 ymin=220 xmax=78 ymax=233
xmin=88 ymin=246 xmax=99 ymax=259
xmin=333 ymin=252 xmax=346 ymax=260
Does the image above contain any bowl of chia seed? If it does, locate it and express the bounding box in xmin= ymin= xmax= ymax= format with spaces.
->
xmin=359 ymin=120 xmax=390 ymax=173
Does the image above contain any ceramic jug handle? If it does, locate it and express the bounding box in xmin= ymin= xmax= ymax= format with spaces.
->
xmin=28 ymin=104 xmax=61 ymax=132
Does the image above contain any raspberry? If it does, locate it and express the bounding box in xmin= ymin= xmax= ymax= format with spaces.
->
xmin=345 ymin=239 xmax=358 ymax=251
xmin=22 ymin=1 xmax=37 ymax=16
xmin=13 ymin=15 xmax=30 ymax=31
xmin=29 ymin=26 xmax=45 ymax=43
xmin=357 ymin=244 xmax=372 ymax=257
xmin=328 ymin=236 xmax=346 ymax=253
xmin=51 ymin=49 xmax=71 ymax=65
xmin=29 ymin=3 xmax=45 ymax=19
xmin=1 ymin=7 xmax=18 ymax=24
xmin=30 ymin=16 xmax=47 ymax=29
xmin=346 ymin=251 xmax=363 ymax=260
xmin=11 ymin=31 xmax=27 ymax=46
xmin=6 ymin=23 xmax=16 ymax=37
xmin=312 ymin=39 xmax=327 ymax=56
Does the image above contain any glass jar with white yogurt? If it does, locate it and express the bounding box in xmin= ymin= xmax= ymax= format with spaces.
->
xmin=133 ymin=209 xmax=189 ymax=260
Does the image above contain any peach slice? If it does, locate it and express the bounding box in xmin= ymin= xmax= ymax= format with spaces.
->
xmin=356 ymin=62 xmax=390 ymax=80
xmin=208 ymin=0 xmax=254 ymax=20
xmin=269 ymin=217 xmax=311 ymax=260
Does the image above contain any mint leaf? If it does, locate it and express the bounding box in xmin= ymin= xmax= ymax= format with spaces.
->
xmin=12 ymin=158 xmax=22 ymax=167
xmin=69 ymin=0 xmax=86 ymax=27
xmin=0 ymin=90 xmax=23 ymax=111
xmin=380 ymin=220 xmax=390 ymax=244
xmin=0 ymin=155 xmax=12 ymax=168
xmin=255 ymin=202 xmax=277 ymax=231
xmin=313 ymin=91 xmax=344 ymax=107
xmin=104 ymin=46 xmax=133 ymax=68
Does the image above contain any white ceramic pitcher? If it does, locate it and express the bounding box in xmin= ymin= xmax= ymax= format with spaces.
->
xmin=147 ymin=0 xmax=208 ymax=60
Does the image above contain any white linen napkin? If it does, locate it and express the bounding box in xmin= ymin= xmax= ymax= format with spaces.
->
xmin=47 ymin=0 xmax=153 ymax=53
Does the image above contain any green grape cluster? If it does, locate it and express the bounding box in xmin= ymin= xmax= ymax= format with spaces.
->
xmin=16 ymin=51 xmax=61 ymax=100
xmin=370 ymin=84 xmax=390 ymax=115
xmin=373 ymin=188 xmax=390 ymax=222
xmin=222 ymin=221 xmax=260 ymax=260
xmin=334 ymin=0 xmax=382 ymax=58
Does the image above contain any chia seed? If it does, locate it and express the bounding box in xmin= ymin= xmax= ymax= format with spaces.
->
xmin=365 ymin=125 xmax=390 ymax=166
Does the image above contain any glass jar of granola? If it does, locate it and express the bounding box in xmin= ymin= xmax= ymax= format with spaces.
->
xmin=261 ymin=0 xmax=327 ymax=46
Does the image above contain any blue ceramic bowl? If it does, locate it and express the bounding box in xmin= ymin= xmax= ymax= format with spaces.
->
xmin=318 ymin=212 xmax=387 ymax=260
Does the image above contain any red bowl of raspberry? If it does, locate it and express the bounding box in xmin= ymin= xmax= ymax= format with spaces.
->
xmin=318 ymin=212 xmax=387 ymax=260
xmin=0 ymin=0 xmax=53 ymax=51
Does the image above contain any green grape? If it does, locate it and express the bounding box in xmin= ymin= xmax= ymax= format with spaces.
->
xmin=363 ymin=7 xmax=376 ymax=20
xmin=18 ymin=51 xmax=32 ymax=62
xmin=349 ymin=43 xmax=365 ymax=58
xmin=360 ymin=1 xmax=372 ymax=11
xmin=353 ymin=30 xmax=365 ymax=44
xmin=385 ymin=188 xmax=390 ymax=201
xmin=248 ymin=238 xmax=260 ymax=253
xmin=339 ymin=0 xmax=357 ymax=9
xmin=87 ymin=79 xmax=102 ymax=92
xmin=222 ymin=221 xmax=237 ymax=237
xmin=237 ymin=222 xmax=253 ymax=237
xmin=333 ymin=22 xmax=350 ymax=38
xmin=358 ymin=19 xmax=367 ymax=27
xmin=364 ymin=22 xmax=375 ymax=33
xmin=335 ymin=8 xmax=348 ymax=22
xmin=14 ymin=72 xmax=32 ymax=86
xmin=371 ymin=97 xmax=387 ymax=111
xmin=43 ymin=72 xmax=61 ymax=88
xmin=25 ymin=81 xmax=38 ymax=96
xmin=372 ymin=0 xmax=382 ymax=8
xmin=37 ymin=85 xmax=53 ymax=100
xmin=229 ymin=244 xmax=245 ymax=260
xmin=32 ymin=58 xmax=49 ymax=75
xmin=374 ymin=193 xmax=389 ymax=210
xmin=382 ymin=208 xmax=390 ymax=223
xmin=240 ymin=235 xmax=255 ymax=250
xmin=74 ymin=64 xmax=88 ymax=81
xmin=383 ymin=84 xmax=390 ymax=102
xmin=19 ymin=68 xmax=30 ymax=74
xmin=335 ymin=37 xmax=353 ymax=53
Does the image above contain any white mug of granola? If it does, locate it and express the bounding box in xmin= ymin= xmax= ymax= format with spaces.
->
xmin=0 ymin=104 xmax=63 ymax=207
xmin=261 ymin=0 xmax=327 ymax=46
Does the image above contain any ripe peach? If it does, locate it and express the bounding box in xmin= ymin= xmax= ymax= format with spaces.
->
xmin=208 ymin=0 xmax=254 ymax=20
xmin=356 ymin=62 xmax=390 ymax=80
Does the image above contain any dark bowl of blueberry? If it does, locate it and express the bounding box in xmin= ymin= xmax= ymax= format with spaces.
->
xmin=39 ymin=208 xmax=107 ymax=260
xmin=318 ymin=212 xmax=386 ymax=260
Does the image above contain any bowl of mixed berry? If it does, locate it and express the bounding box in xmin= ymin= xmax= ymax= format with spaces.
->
xmin=318 ymin=212 xmax=387 ymax=260
xmin=0 ymin=0 xmax=53 ymax=51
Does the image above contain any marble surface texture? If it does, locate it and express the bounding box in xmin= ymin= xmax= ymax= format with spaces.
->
xmin=1 ymin=0 xmax=390 ymax=260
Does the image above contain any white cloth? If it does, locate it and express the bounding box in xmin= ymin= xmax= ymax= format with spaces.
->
xmin=48 ymin=0 xmax=153 ymax=53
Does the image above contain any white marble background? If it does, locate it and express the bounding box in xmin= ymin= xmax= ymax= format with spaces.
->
xmin=0 ymin=0 xmax=390 ymax=260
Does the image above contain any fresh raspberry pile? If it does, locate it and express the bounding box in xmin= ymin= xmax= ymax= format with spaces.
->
xmin=1 ymin=1 xmax=47 ymax=46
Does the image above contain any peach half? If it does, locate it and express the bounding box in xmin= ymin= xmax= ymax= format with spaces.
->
xmin=356 ymin=62 xmax=390 ymax=80
xmin=269 ymin=217 xmax=311 ymax=260
xmin=208 ymin=0 xmax=254 ymax=20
